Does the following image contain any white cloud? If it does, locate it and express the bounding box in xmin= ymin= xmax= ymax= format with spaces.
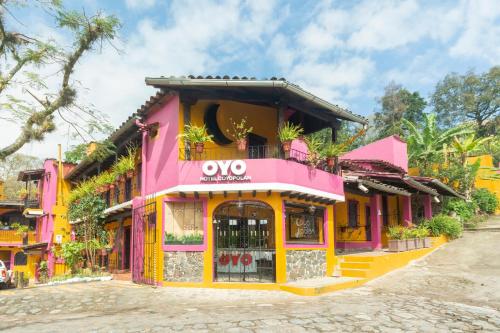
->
xmin=125 ymin=0 xmax=156 ymax=10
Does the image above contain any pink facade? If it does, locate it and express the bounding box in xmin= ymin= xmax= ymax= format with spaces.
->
xmin=39 ymin=159 xmax=58 ymax=275
xmin=341 ymin=135 xmax=408 ymax=172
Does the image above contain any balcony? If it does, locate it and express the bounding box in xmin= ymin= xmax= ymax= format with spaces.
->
xmin=0 ymin=230 xmax=36 ymax=245
xmin=179 ymin=144 xmax=341 ymax=175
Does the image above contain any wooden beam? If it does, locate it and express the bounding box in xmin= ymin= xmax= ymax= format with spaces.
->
xmin=194 ymin=191 xmax=199 ymax=200
xmin=288 ymin=192 xmax=299 ymax=199
xmin=223 ymin=191 xmax=227 ymax=198
xmin=179 ymin=192 xmax=186 ymax=198
xmin=297 ymin=193 xmax=307 ymax=200
xmin=252 ymin=190 xmax=256 ymax=197
xmin=280 ymin=191 xmax=291 ymax=197
xmin=208 ymin=191 xmax=213 ymax=199
xmin=267 ymin=190 xmax=272 ymax=196
xmin=238 ymin=190 xmax=242 ymax=197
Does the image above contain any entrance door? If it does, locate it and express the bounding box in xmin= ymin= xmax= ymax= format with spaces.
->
xmin=123 ymin=227 xmax=131 ymax=270
xmin=213 ymin=201 xmax=275 ymax=283
xmin=365 ymin=205 xmax=372 ymax=241
xmin=132 ymin=201 xmax=157 ymax=285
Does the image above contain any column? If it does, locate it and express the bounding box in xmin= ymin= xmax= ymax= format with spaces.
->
xmin=423 ymin=195 xmax=433 ymax=220
xmin=370 ymin=194 xmax=382 ymax=250
xmin=402 ymin=196 xmax=412 ymax=226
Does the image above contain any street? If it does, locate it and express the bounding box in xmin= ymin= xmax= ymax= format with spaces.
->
xmin=1 ymin=217 xmax=499 ymax=333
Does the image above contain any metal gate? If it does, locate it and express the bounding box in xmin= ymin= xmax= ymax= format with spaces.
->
xmin=132 ymin=201 xmax=157 ymax=285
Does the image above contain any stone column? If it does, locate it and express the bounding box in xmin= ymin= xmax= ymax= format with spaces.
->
xmin=423 ymin=195 xmax=433 ymax=220
xmin=402 ymin=196 xmax=412 ymax=226
xmin=370 ymin=194 xmax=382 ymax=250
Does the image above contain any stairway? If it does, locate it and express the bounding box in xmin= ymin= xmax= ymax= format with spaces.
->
xmin=338 ymin=255 xmax=376 ymax=279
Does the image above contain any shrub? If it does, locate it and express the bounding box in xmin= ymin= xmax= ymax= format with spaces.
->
xmin=472 ymin=188 xmax=498 ymax=214
xmin=443 ymin=198 xmax=476 ymax=222
xmin=423 ymin=214 xmax=463 ymax=239
xmin=387 ymin=226 xmax=405 ymax=240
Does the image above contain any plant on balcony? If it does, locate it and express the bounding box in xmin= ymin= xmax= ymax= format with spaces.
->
xmin=11 ymin=222 xmax=29 ymax=237
xmin=322 ymin=143 xmax=347 ymax=168
xmin=226 ymin=117 xmax=253 ymax=151
xmin=387 ymin=226 xmax=407 ymax=252
xmin=304 ymin=135 xmax=323 ymax=167
xmin=278 ymin=122 xmax=303 ymax=152
xmin=18 ymin=188 xmax=28 ymax=200
xmin=177 ymin=124 xmax=213 ymax=153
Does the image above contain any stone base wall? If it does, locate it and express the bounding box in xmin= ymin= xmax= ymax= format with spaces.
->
xmin=163 ymin=251 xmax=204 ymax=282
xmin=286 ymin=250 xmax=326 ymax=282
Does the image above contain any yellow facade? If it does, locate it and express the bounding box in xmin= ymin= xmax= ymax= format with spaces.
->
xmin=468 ymin=155 xmax=500 ymax=214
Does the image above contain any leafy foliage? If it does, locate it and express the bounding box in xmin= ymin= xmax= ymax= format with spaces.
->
xmin=56 ymin=241 xmax=85 ymax=273
xmin=423 ymin=214 xmax=463 ymax=239
xmin=432 ymin=66 xmax=499 ymax=136
xmin=226 ymin=117 xmax=253 ymax=141
xmin=472 ymin=188 xmax=498 ymax=214
xmin=0 ymin=153 xmax=42 ymax=199
xmin=374 ymin=83 xmax=427 ymax=139
xmin=0 ymin=1 xmax=120 ymax=159
xmin=178 ymin=124 xmax=214 ymax=144
xmin=277 ymin=122 xmax=303 ymax=142
xmin=442 ymin=198 xmax=477 ymax=222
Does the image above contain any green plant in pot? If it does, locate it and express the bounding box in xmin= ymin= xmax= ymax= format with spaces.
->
xmin=177 ymin=124 xmax=214 ymax=153
xmin=11 ymin=222 xmax=29 ymax=237
xmin=404 ymin=228 xmax=416 ymax=251
xmin=226 ymin=117 xmax=253 ymax=151
xmin=323 ymin=143 xmax=347 ymax=168
xmin=387 ymin=226 xmax=407 ymax=252
xmin=18 ymin=188 xmax=28 ymax=200
xmin=416 ymin=225 xmax=431 ymax=248
xmin=278 ymin=122 xmax=303 ymax=152
xmin=304 ymin=135 xmax=323 ymax=166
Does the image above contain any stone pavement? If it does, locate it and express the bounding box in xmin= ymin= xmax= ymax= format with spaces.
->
xmin=0 ymin=216 xmax=499 ymax=332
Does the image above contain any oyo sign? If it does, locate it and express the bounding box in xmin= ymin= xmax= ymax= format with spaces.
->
xmin=200 ymin=160 xmax=251 ymax=182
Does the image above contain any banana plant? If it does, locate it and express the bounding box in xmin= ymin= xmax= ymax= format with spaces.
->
xmin=451 ymin=134 xmax=493 ymax=166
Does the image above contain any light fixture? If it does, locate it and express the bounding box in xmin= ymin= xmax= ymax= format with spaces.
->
xmin=358 ymin=183 xmax=369 ymax=193
xmin=433 ymin=196 xmax=440 ymax=203
xmin=308 ymin=205 xmax=316 ymax=214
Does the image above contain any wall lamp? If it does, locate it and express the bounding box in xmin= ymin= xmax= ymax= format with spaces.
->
xmin=433 ymin=196 xmax=440 ymax=203
xmin=358 ymin=183 xmax=369 ymax=193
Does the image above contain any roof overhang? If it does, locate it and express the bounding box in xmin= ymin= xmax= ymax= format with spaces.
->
xmin=17 ymin=169 xmax=45 ymax=181
xmin=344 ymin=176 xmax=411 ymax=196
xmin=69 ymin=200 xmax=133 ymax=225
xmin=22 ymin=242 xmax=48 ymax=252
xmin=145 ymin=76 xmax=368 ymax=125
xmin=159 ymin=183 xmax=344 ymax=203
xmin=411 ymin=177 xmax=466 ymax=200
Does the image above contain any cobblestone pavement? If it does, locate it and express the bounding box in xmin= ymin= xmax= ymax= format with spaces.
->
xmin=1 ymin=216 xmax=499 ymax=333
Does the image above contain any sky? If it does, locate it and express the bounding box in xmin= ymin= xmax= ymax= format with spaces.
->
xmin=2 ymin=0 xmax=499 ymax=159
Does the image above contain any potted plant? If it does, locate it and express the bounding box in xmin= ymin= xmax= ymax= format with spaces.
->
xmin=404 ymin=228 xmax=416 ymax=251
xmin=323 ymin=143 xmax=346 ymax=168
xmin=304 ymin=136 xmax=322 ymax=167
xmin=387 ymin=226 xmax=407 ymax=252
xmin=11 ymin=222 xmax=29 ymax=238
xmin=417 ymin=225 xmax=431 ymax=248
xmin=278 ymin=122 xmax=303 ymax=152
xmin=226 ymin=117 xmax=253 ymax=151
xmin=177 ymin=124 xmax=214 ymax=153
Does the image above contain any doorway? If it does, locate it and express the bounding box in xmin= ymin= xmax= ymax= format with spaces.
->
xmin=213 ymin=201 xmax=276 ymax=283
xmin=123 ymin=226 xmax=131 ymax=270
xmin=365 ymin=205 xmax=372 ymax=241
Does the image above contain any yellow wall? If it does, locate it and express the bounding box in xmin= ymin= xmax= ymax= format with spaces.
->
xmin=157 ymin=192 xmax=336 ymax=288
xmin=468 ymin=155 xmax=500 ymax=214
xmin=180 ymin=100 xmax=279 ymax=156
xmin=335 ymin=193 xmax=371 ymax=241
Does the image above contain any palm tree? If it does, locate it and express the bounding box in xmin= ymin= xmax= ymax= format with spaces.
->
xmin=451 ymin=134 xmax=493 ymax=166
xmin=402 ymin=114 xmax=472 ymax=172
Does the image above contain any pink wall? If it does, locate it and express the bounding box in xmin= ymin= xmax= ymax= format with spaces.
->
xmin=143 ymin=95 xmax=180 ymax=195
xmin=40 ymin=159 xmax=57 ymax=244
xmin=177 ymin=159 xmax=344 ymax=197
xmin=341 ymin=135 xmax=408 ymax=172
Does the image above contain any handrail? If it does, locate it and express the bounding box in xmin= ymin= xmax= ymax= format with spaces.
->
xmin=0 ymin=230 xmax=36 ymax=244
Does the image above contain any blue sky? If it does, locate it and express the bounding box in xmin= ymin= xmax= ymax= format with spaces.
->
xmin=4 ymin=0 xmax=499 ymax=158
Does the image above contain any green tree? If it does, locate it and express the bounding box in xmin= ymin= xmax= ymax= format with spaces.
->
xmin=451 ymin=133 xmax=493 ymax=166
xmin=374 ymin=83 xmax=427 ymax=139
xmin=0 ymin=1 xmax=120 ymax=160
xmin=0 ymin=153 xmax=42 ymax=199
xmin=431 ymin=66 xmax=500 ymax=136
xmin=68 ymin=194 xmax=107 ymax=270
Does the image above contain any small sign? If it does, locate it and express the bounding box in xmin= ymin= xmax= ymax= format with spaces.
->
xmin=248 ymin=219 xmax=256 ymax=225
xmin=259 ymin=219 xmax=268 ymax=225
xmin=55 ymin=234 xmax=63 ymax=244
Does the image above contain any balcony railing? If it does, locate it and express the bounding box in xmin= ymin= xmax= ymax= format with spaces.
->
xmin=0 ymin=230 xmax=36 ymax=244
xmin=179 ymin=144 xmax=341 ymax=174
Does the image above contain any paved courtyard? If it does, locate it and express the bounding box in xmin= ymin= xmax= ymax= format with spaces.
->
xmin=1 ymin=217 xmax=499 ymax=332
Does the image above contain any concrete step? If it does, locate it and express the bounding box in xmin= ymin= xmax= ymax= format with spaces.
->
xmin=340 ymin=261 xmax=372 ymax=269
xmin=341 ymin=255 xmax=377 ymax=263
xmin=340 ymin=268 xmax=371 ymax=278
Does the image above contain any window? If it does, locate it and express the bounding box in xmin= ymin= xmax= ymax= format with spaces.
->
xmin=14 ymin=252 xmax=27 ymax=266
xmin=125 ymin=178 xmax=132 ymax=201
xmin=348 ymin=201 xmax=359 ymax=228
xmin=164 ymin=200 xmax=204 ymax=246
xmin=382 ymin=195 xmax=389 ymax=226
xmin=136 ymin=163 xmax=142 ymax=194
xmin=285 ymin=202 xmax=325 ymax=244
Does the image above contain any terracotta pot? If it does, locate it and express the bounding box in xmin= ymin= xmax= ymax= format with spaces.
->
xmin=101 ymin=249 xmax=107 ymax=256
xmin=195 ymin=143 xmax=204 ymax=153
xmin=126 ymin=170 xmax=134 ymax=179
xmin=282 ymin=140 xmax=292 ymax=152
xmin=236 ymin=138 xmax=247 ymax=151
xmin=327 ymin=157 xmax=336 ymax=167
xmin=109 ymin=184 xmax=116 ymax=190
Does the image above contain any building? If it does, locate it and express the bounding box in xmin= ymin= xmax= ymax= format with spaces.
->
xmin=14 ymin=76 xmax=465 ymax=288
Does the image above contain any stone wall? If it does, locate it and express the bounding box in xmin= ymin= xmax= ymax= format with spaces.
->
xmin=286 ymin=250 xmax=326 ymax=282
xmin=163 ymin=251 xmax=204 ymax=282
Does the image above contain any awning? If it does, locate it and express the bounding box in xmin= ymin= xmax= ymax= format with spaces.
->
xmin=22 ymin=208 xmax=46 ymax=218
xmin=21 ymin=242 xmax=48 ymax=253
xmin=411 ymin=177 xmax=466 ymax=200
xmin=403 ymin=176 xmax=439 ymax=196
xmin=344 ymin=176 xmax=411 ymax=196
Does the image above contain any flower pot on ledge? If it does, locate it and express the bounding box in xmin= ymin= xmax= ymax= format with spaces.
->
xmin=126 ymin=170 xmax=134 ymax=179
xmin=281 ymin=140 xmax=292 ymax=153
xmin=388 ymin=239 xmax=407 ymax=252
xmin=406 ymin=238 xmax=416 ymax=251
xmin=236 ymin=138 xmax=247 ymax=151
xmin=195 ymin=143 xmax=204 ymax=154
xmin=326 ymin=157 xmax=336 ymax=168
xmin=415 ymin=238 xmax=423 ymax=249
xmin=423 ymin=237 xmax=432 ymax=248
